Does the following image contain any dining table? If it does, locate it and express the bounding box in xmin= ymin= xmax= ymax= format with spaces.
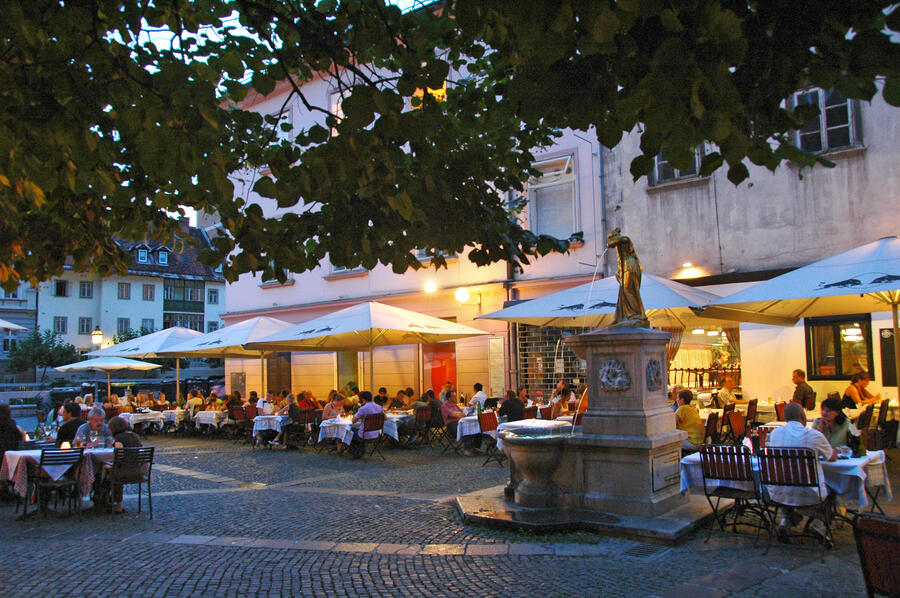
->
xmin=317 ymin=411 xmax=408 ymax=445
xmin=0 ymin=447 xmax=115 ymax=499
xmin=119 ymin=411 xmax=165 ymax=428
xmin=193 ymin=410 xmax=228 ymax=428
xmin=163 ymin=408 xmax=187 ymax=426
xmin=252 ymin=414 xmax=291 ymax=435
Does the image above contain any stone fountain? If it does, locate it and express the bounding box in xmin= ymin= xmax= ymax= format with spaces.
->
xmin=457 ymin=231 xmax=716 ymax=542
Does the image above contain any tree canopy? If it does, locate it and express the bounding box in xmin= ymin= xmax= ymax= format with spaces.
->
xmin=7 ymin=328 xmax=81 ymax=382
xmin=2 ymin=1 xmax=898 ymax=291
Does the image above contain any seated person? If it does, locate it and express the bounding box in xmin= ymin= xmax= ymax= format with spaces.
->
xmin=574 ymin=384 xmax=589 ymax=413
xmin=186 ymin=390 xmax=205 ymax=413
xmin=204 ymin=396 xmax=223 ymax=411
xmin=767 ymin=402 xmax=836 ymax=544
xmin=321 ymin=392 xmax=346 ymax=420
xmin=841 ymin=370 xmax=881 ymax=409
xmin=56 ymin=402 xmax=86 ymax=447
xmin=224 ymin=393 xmax=243 ymax=410
xmin=468 ymin=382 xmax=488 ymax=412
xmin=716 ymin=376 xmax=746 ymax=406
xmin=296 ymin=391 xmax=317 ymax=411
xmin=104 ymin=416 xmax=143 ymax=514
xmin=103 ymin=395 xmax=117 ymax=410
xmin=0 ymin=404 xmax=26 ymax=458
xmin=74 ymin=408 xmax=114 ymax=447
xmin=549 ymin=380 xmax=575 ymax=419
xmin=389 ymin=390 xmax=408 ymax=410
xmin=813 ymin=397 xmax=859 ymax=448
xmin=348 ymin=391 xmax=383 ymax=458
xmin=374 ymin=387 xmax=390 ymax=407
xmin=247 ymin=391 xmax=259 ymax=406
xmin=270 ymin=394 xmax=302 ymax=446
xmin=674 ymin=389 xmax=705 ymax=452
xmin=441 ymin=391 xmax=480 ymax=456
xmin=83 ymin=394 xmax=95 ymax=407
xmin=497 ymin=389 xmax=525 ymax=422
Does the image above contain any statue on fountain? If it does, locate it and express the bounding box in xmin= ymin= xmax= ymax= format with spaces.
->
xmin=606 ymin=229 xmax=650 ymax=328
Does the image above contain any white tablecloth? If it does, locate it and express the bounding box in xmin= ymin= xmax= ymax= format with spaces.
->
xmin=456 ymin=415 xmax=481 ymax=441
xmin=0 ymin=448 xmax=115 ymax=497
xmin=495 ymin=418 xmax=571 ymax=450
xmin=120 ymin=412 xmax=165 ymax=427
xmin=194 ymin=410 xmax=227 ymax=428
xmin=680 ymin=450 xmax=892 ymax=510
xmin=317 ymin=414 xmax=402 ymax=445
xmin=253 ymin=415 xmax=290 ymax=435
xmin=163 ymin=409 xmax=186 ymax=425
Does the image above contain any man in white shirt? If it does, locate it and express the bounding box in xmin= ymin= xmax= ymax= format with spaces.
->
xmin=257 ymin=391 xmax=276 ymax=416
xmin=468 ymin=383 xmax=488 ymax=411
xmin=767 ymin=402 xmax=837 ymax=543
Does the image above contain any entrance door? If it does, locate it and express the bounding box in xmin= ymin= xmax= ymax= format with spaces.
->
xmin=266 ymin=352 xmax=292 ymax=394
xmin=423 ymin=342 xmax=456 ymax=393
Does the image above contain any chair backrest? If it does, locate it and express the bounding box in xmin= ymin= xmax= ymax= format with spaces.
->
xmin=21 ymin=440 xmax=56 ymax=450
xmin=39 ymin=447 xmax=84 ymax=469
xmin=539 ymin=406 xmax=552 ymax=420
xmin=297 ymin=408 xmax=317 ymax=425
xmin=774 ymin=402 xmax=786 ymax=422
xmin=522 ymin=406 xmax=538 ymax=420
xmin=314 ymin=409 xmax=324 ymax=425
xmin=478 ymin=410 xmax=499 ymax=433
xmin=858 ymin=404 xmax=875 ymax=430
xmin=827 ymin=391 xmax=841 ymax=401
xmin=726 ymin=411 xmax=746 ymax=440
xmin=415 ymin=406 xmax=432 ymax=423
xmin=722 ymin=403 xmax=735 ymax=418
xmin=699 ymin=444 xmax=755 ymax=482
xmin=756 ymin=426 xmax=776 ymax=449
xmin=104 ymin=406 xmax=119 ymax=420
xmin=757 ymin=447 xmax=820 ymax=488
xmin=229 ymin=405 xmax=245 ymax=421
xmin=362 ymin=412 xmax=385 ymax=433
xmin=804 ymin=392 xmax=817 ymax=411
xmin=703 ymin=412 xmax=719 ymax=444
xmin=244 ymin=404 xmax=258 ymax=419
xmin=853 ymin=512 xmax=900 ymax=598
xmin=876 ymin=399 xmax=890 ymax=427
xmin=746 ymin=398 xmax=758 ymax=422
xmin=572 ymin=412 xmax=584 ymax=426
xmin=111 ymin=446 xmax=154 ymax=480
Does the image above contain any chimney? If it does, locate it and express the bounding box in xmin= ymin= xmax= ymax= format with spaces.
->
xmin=178 ymin=217 xmax=190 ymax=232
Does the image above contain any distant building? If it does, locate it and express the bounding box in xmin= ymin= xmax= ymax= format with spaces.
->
xmin=0 ymin=282 xmax=37 ymax=382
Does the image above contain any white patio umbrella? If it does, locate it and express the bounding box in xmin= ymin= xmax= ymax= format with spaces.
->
xmin=56 ymin=356 xmax=161 ymax=399
xmin=475 ymin=273 xmax=789 ymax=329
xmin=704 ymin=235 xmax=900 ymax=392
xmin=86 ymin=326 xmax=203 ymax=402
xmin=0 ymin=317 xmax=26 ymax=331
xmin=160 ymin=316 xmax=294 ymax=395
xmin=245 ymin=301 xmax=490 ymax=391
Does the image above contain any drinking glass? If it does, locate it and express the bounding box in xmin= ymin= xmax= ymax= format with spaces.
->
xmin=89 ymin=430 xmax=98 ymax=446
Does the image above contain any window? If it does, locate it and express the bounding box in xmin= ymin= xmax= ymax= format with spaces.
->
xmin=158 ymin=250 xmax=168 ymax=265
xmin=163 ymin=312 xmax=204 ymax=332
xmin=268 ymin=107 xmax=294 ymax=144
xmin=4 ymin=288 xmax=17 ymax=299
xmin=116 ymin=318 xmax=130 ymax=335
xmin=54 ymin=280 xmax=68 ymax=297
xmin=142 ymin=284 xmax=155 ymax=301
xmin=528 ymin=154 xmax=575 ymax=239
xmin=2 ymin=339 xmax=16 ymax=352
xmin=78 ymin=317 xmax=92 ymax=335
xmin=53 ymin=316 xmax=67 ymax=334
xmin=793 ymin=88 xmax=860 ymax=153
xmin=652 ymin=147 xmax=701 ymax=184
xmin=415 ymin=248 xmax=456 ymax=262
xmin=207 ymin=288 xmax=219 ymax=304
xmin=137 ymin=248 xmax=149 ymax=263
xmin=207 ymin=321 xmax=220 ymax=333
xmin=329 ymin=91 xmax=344 ymax=137
xmin=79 ymin=281 xmax=93 ymax=299
xmin=805 ymin=314 xmax=873 ymax=380
xmin=117 ymin=282 xmax=131 ymax=300
xmin=141 ymin=318 xmax=155 ymax=333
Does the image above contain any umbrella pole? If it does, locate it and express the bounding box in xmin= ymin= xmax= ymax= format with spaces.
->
xmin=893 ymin=302 xmax=900 ymax=396
xmin=369 ymin=348 xmax=374 ymax=393
xmin=107 ymin=371 xmax=111 ymax=399
xmin=176 ymin=358 xmax=180 ymax=402
xmin=260 ymin=356 xmax=266 ymax=395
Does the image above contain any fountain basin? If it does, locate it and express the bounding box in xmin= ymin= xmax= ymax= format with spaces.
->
xmin=501 ymin=432 xmax=566 ymax=508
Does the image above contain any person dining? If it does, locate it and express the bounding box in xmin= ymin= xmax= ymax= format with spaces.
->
xmin=156 ymin=392 xmax=169 ymax=406
xmin=375 ymin=387 xmax=389 ymax=406
xmin=468 ymin=382 xmax=488 ymax=412
xmin=497 ymin=389 xmax=525 ymax=422
xmin=0 ymin=404 xmax=26 ymax=455
xmin=813 ymin=397 xmax=860 ymax=448
xmin=841 ymin=370 xmax=881 ymax=409
xmin=348 ymin=391 xmax=383 ymax=458
xmin=389 ymin=390 xmax=408 ymax=410
xmin=74 ymin=407 xmax=114 ymax=448
xmin=104 ymin=416 xmax=143 ymax=514
xmin=296 ymin=391 xmax=317 ymax=411
xmin=791 ymin=369 xmax=816 ymax=407
xmin=550 ymin=381 xmax=575 ymax=420
xmin=441 ymin=391 xmax=480 ymax=456
xmin=269 ymin=394 xmax=302 ymax=446
xmin=322 ymin=392 xmax=345 ymax=420
xmin=674 ymin=389 xmax=704 ymax=452
xmin=715 ymin=376 xmax=746 ymax=406
xmin=767 ymin=402 xmax=836 ymax=545
xmin=56 ymin=402 xmax=86 ymax=447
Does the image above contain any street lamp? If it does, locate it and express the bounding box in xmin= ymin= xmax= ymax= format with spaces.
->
xmin=454 ymin=287 xmax=481 ymax=306
xmin=91 ymin=326 xmax=103 ymax=347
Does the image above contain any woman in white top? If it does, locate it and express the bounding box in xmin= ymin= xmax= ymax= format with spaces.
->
xmin=550 ymin=380 xmax=575 ymax=420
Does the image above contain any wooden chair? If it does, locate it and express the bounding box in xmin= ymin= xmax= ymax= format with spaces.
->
xmin=758 ymin=447 xmax=834 ymax=557
xmin=538 ymin=406 xmax=552 ymax=420
xmin=409 ymin=405 xmax=432 ymax=447
xmin=229 ymin=405 xmax=252 ymax=444
xmin=104 ymin=406 xmax=119 ymax=420
xmin=872 ymin=399 xmax=896 ymax=450
xmin=804 ymin=392 xmax=817 ymax=411
xmin=755 ymin=426 xmax=776 ymax=451
xmin=107 ymin=447 xmax=155 ymax=518
xmin=853 ymin=512 xmax=900 ymax=598
xmin=719 ymin=403 xmax=736 ymax=439
xmin=856 ymin=404 xmax=875 ymax=431
xmin=522 ymin=406 xmax=538 ymax=420
xmin=827 ymin=391 xmax=841 ymax=401
xmin=703 ymin=412 xmax=720 ymax=445
xmin=699 ymin=444 xmax=768 ymax=542
xmin=724 ymin=411 xmax=747 ymax=445
xmin=745 ymin=398 xmax=758 ymax=427
xmin=22 ymin=447 xmax=84 ymax=517
xmin=477 ymin=411 xmax=505 ymax=467
xmin=358 ymin=412 xmax=386 ymax=459
xmin=572 ymin=412 xmax=584 ymax=426
xmin=774 ymin=402 xmax=787 ymax=422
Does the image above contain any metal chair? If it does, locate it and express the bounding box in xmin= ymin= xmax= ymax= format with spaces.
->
xmin=853 ymin=512 xmax=900 ymax=598
xmin=107 ymin=446 xmax=155 ymax=518
xmin=22 ymin=447 xmax=85 ymax=517
xmin=358 ymin=412 xmax=386 ymax=459
xmin=477 ymin=411 xmax=505 ymax=467
xmin=758 ymin=447 xmax=834 ymax=558
xmin=283 ymin=409 xmax=317 ymax=449
xmin=699 ymin=444 xmax=769 ymax=543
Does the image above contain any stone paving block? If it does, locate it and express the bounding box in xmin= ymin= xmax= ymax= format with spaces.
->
xmin=554 ymin=543 xmax=592 ymax=556
xmin=652 ymin=583 xmax=730 ymax=598
xmin=168 ymin=534 xmax=218 ymax=545
xmin=508 ymin=543 xmax=555 ymax=556
xmin=691 ymin=564 xmax=780 ymax=592
xmin=206 ymin=536 xmax=256 ymax=547
xmin=333 ymin=542 xmax=379 ymax=553
xmin=375 ymin=543 xmax=415 ymax=554
xmin=293 ymin=540 xmax=336 ymax=552
xmin=421 ymin=544 xmax=466 ymax=555
xmin=465 ymin=543 xmax=509 ymax=556
xmin=123 ymin=532 xmax=179 ymax=544
xmin=393 ymin=544 xmax=423 ymax=555
xmin=248 ymin=538 xmax=299 ymax=549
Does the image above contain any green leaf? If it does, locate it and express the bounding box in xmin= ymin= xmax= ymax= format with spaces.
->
xmin=883 ymin=76 xmax=900 ymax=107
xmin=251 ymin=72 xmax=276 ymax=97
xmin=727 ymin=162 xmax=749 ymax=185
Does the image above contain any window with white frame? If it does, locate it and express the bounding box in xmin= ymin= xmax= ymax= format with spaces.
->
xmin=79 ymin=281 xmax=93 ymax=299
xmin=141 ymin=318 xmax=155 ymax=332
xmin=651 ymin=147 xmax=701 ymax=185
xmin=207 ymin=288 xmax=219 ymax=304
xmin=142 ymin=284 xmax=154 ymax=301
xmin=2 ymin=338 xmax=16 ymax=352
xmin=158 ymin=250 xmax=168 ymax=265
xmin=54 ymin=316 xmax=67 ymax=334
xmin=137 ymin=248 xmax=149 ymax=263
xmin=78 ymin=317 xmax=92 ymax=335
xmin=793 ymin=88 xmax=861 ymax=153
xmin=116 ymin=318 xmax=130 ymax=335
xmin=117 ymin=282 xmax=131 ymax=300
xmin=528 ymin=154 xmax=576 ymax=239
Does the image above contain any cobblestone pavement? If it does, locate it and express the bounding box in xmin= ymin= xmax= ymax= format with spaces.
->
xmin=1 ymin=433 xmax=897 ymax=597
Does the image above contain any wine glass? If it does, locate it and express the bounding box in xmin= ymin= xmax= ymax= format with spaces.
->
xmin=89 ymin=430 xmax=98 ymax=446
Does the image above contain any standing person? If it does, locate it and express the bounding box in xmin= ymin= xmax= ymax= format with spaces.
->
xmin=498 ymin=390 xmax=525 ymax=422
xmin=56 ymin=402 xmax=86 ymax=447
xmin=791 ymin=369 xmax=816 ymax=407
xmin=468 ymin=383 xmax=488 ymax=412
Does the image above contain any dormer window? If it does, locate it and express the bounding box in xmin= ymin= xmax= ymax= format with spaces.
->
xmin=158 ymin=250 xmax=168 ymax=266
xmin=137 ymin=248 xmax=149 ymax=263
